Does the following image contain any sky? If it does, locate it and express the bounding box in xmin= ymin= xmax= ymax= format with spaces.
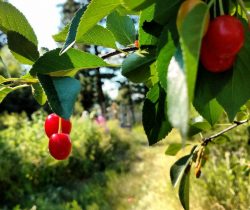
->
xmin=9 ymin=0 xmax=66 ymax=49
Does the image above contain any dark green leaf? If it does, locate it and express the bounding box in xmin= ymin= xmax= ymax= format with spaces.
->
xmin=193 ymin=69 xmax=224 ymax=125
xmin=106 ymin=11 xmax=136 ymax=46
xmin=165 ymin=143 xmax=183 ymax=156
xmin=122 ymin=52 xmax=155 ymax=83
xmin=139 ymin=5 xmax=158 ymax=46
xmin=37 ymin=74 xmax=81 ymax=119
xmin=32 ymin=83 xmax=47 ymax=105
xmin=142 ymin=84 xmax=172 ymax=145
xmin=54 ymin=24 xmax=117 ymax=49
xmin=121 ymin=0 xmax=155 ymax=11
xmin=153 ymin=0 xmax=182 ymax=25
xmin=60 ymin=6 xmax=87 ymax=54
xmin=7 ymin=31 xmax=39 ymax=65
xmin=0 ymin=1 xmax=38 ymax=46
xmin=178 ymin=168 xmax=190 ymax=210
xmin=197 ymin=99 xmax=223 ymax=126
xmin=170 ymin=152 xmax=194 ymax=187
xmin=76 ymin=0 xmax=120 ymax=40
xmin=188 ymin=121 xmax=211 ymax=137
xmin=30 ymin=48 xmax=115 ymax=77
xmin=167 ymin=47 xmax=189 ymax=138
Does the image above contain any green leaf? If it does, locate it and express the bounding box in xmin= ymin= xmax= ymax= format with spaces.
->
xmin=180 ymin=3 xmax=209 ymax=102
xmin=142 ymin=84 xmax=172 ymax=145
xmin=156 ymin=25 xmax=177 ymax=90
xmin=144 ymin=61 xmax=159 ymax=88
xmin=54 ymin=25 xmax=117 ymax=49
xmin=165 ymin=143 xmax=183 ymax=156
xmin=188 ymin=121 xmax=211 ymax=137
xmin=116 ymin=5 xmax=139 ymax=15
xmin=76 ymin=0 xmax=120 ymax=42
xmin=139 ymin=4 xmax=158 ymax=46
xmin=60 ymin=6 xmax=87 ymax=54
xmin=0 ymin=1 xmax=37 ymax=46
xmin=37 ymin=74 xmax=81 ymax=119
xmin=0 ymin=86 xmax=13 ymax=103
xmin=122 ymin=52 xmax=156 ymax=83
xmin=193 ymin=70 xmax=224 ymax=126
xmin=196 ymin=99 xmax=223 ymax=126
xmin=0 ymin=76 xmax=6 ymax=84
xmin=167 ymin=47 xmax=189 ymax=138
xmin=106 ymin=11 xmax=136 ymax=46
xmin=32 ymin=83 xmax=47 ymax=105
xmin=178 ymin=168 xmax=190 ymax=210
xmin=145 ymin=78 xmax=159 ymax=103
xmin=7 ymin=31 xmax=39 ymax=65
xmin=121 ymin=0 xmax=155 ymax=11
xmin=153 ymin=0 xmax=182 ymax=25
xmin=170 ymin=150 xmax=195 ymax=187
xmin=0 ymin=84 xmax=27 ymax=103
xmin=30 ymin=48 xmax=115 ymax=77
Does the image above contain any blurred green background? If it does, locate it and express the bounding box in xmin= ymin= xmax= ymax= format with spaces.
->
xmin=0 ymin=111 xmax=249 ymax=210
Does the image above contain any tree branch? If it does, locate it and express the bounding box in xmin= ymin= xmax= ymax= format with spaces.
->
xmin=201 ymin=119 xmax=249 ymax=146
xmin=101 ymin=47 xmax=138 ymax=60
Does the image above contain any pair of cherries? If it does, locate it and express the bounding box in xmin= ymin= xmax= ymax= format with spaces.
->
xmin=200 ymin=15 xmax=244 ymax=73
xmin=44 ymin=113 xmax=72 ymax=160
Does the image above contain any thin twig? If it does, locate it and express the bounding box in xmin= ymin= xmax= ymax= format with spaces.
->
xmin=101 ymin=47 xmax=138 ymax=59
xmin=201 ymin=119 xmax=249 ymax=146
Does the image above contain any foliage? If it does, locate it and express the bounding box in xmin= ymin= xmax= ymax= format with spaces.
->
xmin=191 ymin=126 xmax=250 ymax=210
xmin=1 ymin=0 xmax=250 ymax=209
xmin=0 ymin=112 xmax=139 ymax=209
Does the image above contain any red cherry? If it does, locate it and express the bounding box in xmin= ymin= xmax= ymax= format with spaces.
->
xmin=200 ymin=38 xmax=235 ymax=73
xmin=49 ymin=133 xmax=72 ymax=160
xmin=44 ymin=113 xmax=72 ymax=138
xmin=205 ymin=15 xmax=244 ymax=58
xmin=134 ymin=40 xmax=139 ymax=48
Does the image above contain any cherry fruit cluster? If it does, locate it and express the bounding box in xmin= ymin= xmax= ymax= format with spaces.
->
xmin=201 ymin=15 xmax=245 ymax=73
xmin=44 ymin=113 xmax=72 ymax=160
xmin=177 ymin=0 xmax=245 ymax=73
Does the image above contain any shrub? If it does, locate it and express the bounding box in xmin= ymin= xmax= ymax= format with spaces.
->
xmin=0 ymin=111 xmax=138 ymax=209
xmin=192 ymin=126 xmax=250 ymax=210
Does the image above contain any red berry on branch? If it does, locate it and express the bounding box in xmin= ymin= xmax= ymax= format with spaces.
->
xmin=205 ymin=15 xmax=244 ymax=58
xmin=44 ymin=113 xmax=71 ymax=138
xmin=49 ymin=133 xmax=72 ymax=160
xmin=200 ymin=38 xmax=235 ymax=73
xmin=134 ymin=40 xmax=139 ymax=48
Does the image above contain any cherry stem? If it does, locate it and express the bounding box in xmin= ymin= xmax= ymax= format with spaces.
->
xmin=218 ymin=0 xmax=225 ymax=15
xmin=58 ymin=117 xmax=62 ymax=133
xmin=213 ymin=0 xmax=217 ymax=18
xmin=208 ymin=0 xmax=217 ymax=9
